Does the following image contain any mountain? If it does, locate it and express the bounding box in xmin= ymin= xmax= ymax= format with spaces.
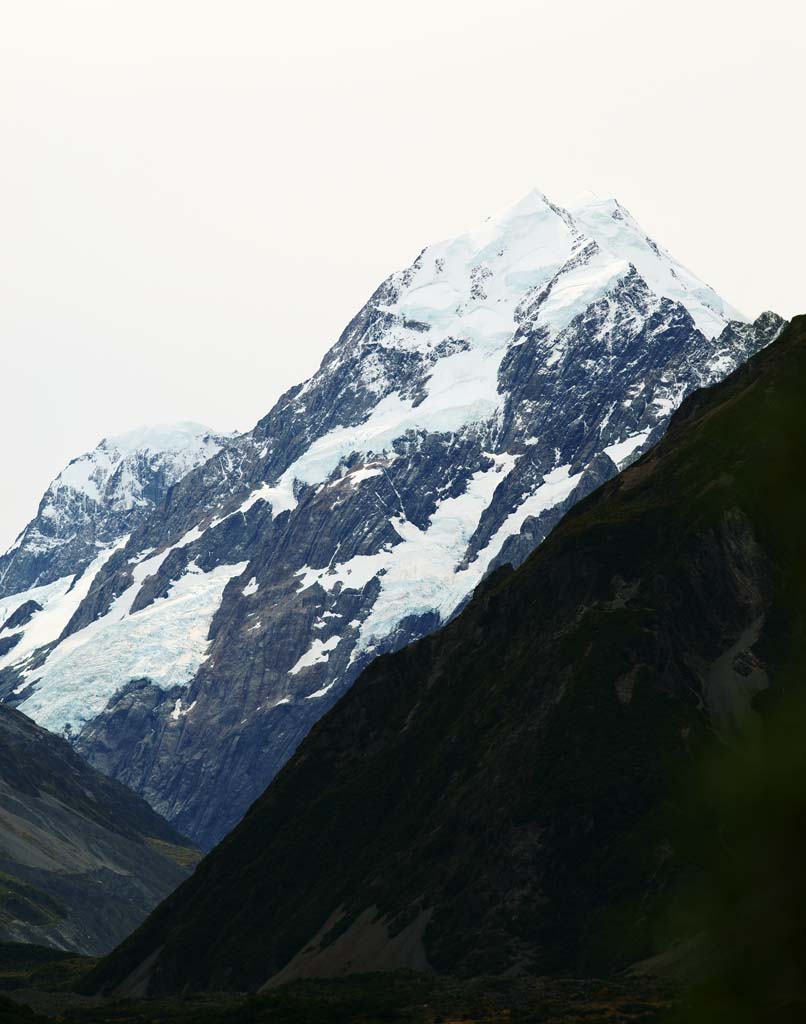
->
xmin=84 ymin=315 xmax=806 ymax=997
xmin=0 ymin=702 xmax=198 ymax=956
xmin=0 ymin=422 xmax=227 ymax=600
xmin=0 ymin=190 xmax=784 ymax=848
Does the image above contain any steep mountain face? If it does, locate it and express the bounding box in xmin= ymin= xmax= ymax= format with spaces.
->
xmin=0 ymin=702 xmax=198 ymax=956
xmin=0 ymin=191 xmax=784 ymax=848
xmin=84 ymin=316 xmax=806 ymax=996
xmin=0 ymin=422 xmax=227 ymax=599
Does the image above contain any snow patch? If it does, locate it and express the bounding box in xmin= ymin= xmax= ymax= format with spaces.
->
xmin=345 ymin=466 xmax=384 ymax=488
xmin=289 ymin=634 xmax=341 ymax=676
xmin=237 ymin=480 xmax=297 ymax=517
xmin=170 ymin=698 xmax=197 ymax=720
xmin=603 ymin=430 xmax=652 ymax=467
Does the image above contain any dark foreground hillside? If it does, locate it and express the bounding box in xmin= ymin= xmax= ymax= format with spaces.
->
xmin=0 ymin=704 xmax=198 ymax=955
xmin=84 ymin=318 xmax=806 ymax=1009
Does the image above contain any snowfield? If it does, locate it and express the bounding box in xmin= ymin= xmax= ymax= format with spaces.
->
xmin=16 ymin=558 xmax=248 ymax=736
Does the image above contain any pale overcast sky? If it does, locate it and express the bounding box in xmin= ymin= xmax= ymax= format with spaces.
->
xmin=1 ymin=0 xmax=804 ymax=550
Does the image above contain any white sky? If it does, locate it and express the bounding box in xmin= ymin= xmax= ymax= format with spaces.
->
xmin=1 ymin=0 xmax=804 ymax=551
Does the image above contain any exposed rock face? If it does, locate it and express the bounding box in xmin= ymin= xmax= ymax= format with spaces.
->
xmin=1 ymin=601 xmax=42 ymax=632
xmin=82 ymin=316 xmax=806 ymax=996
xmin=0 ymin=190 xmax=785 ymax=848
xmin=0 ymin=702 xmax=198 ymax=955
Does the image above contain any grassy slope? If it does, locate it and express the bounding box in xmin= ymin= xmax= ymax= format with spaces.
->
xmin=85 ymin=317 xmax=806 ymax=995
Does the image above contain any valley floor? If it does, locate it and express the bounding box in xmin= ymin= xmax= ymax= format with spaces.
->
xmin=0 ymin=946 xmax=672 ymax=1023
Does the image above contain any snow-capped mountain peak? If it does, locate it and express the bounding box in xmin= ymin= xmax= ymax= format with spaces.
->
xmin=359 ymin=188 xmax=744 ymax=376
xmin=387 ymin=190 xmax=577 ymax=350
xmin=0 ymin=187 xmax=783 ymax=848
